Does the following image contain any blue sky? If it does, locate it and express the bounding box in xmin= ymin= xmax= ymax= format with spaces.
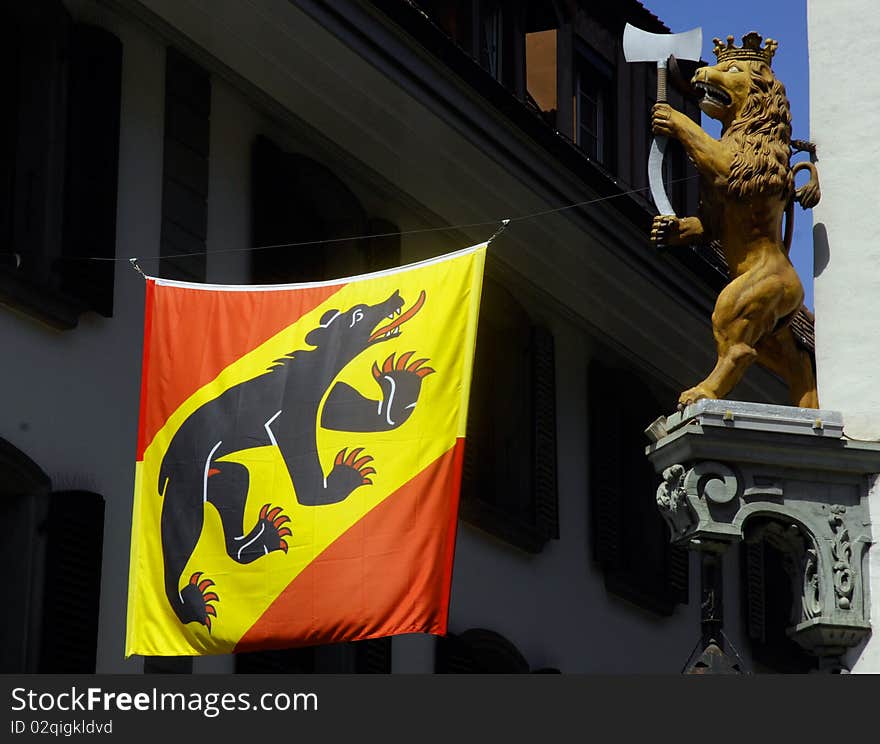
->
xmin=639 ymin=0 xmax=813 ymax=308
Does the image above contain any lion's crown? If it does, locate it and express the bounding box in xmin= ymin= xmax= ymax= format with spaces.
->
xmin=713 ymin=32 xmax=777 ymax=67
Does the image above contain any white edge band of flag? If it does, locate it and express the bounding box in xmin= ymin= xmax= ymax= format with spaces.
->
xmin=147 ymin=242 xmax=489 ymax=292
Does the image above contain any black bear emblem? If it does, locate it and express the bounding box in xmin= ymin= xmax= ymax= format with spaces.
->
xmin=157 ymin=289 xmax=431 ymax=630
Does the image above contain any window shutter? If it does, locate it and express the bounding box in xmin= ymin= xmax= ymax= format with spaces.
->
xmin=160 ymin=48 xmax=210 ymax=282
xmin=0 ymin=9 xmax=18 ymax=261
xmin=741 ymin=525 xmax=815 ymax=672
xmin=5 ymin=2 xmax=70 ymax=289
xmin=0 ymin=5 xmax=120 ymax=327
xmin=60 ymin=24 xmax=121 ymax=316
xmin=37 ymin=490 xmax=105 ymax=673
xmin=588 ymin=359 xmax=689 ymax=615
xmin=532 ymin=325 xmax=559 ymax=541
xmin=745 ymin=540 xmax=766 ymax=643
xmin=669 ymin=545 xmax=690 ymax=605
xmin=588 ymin=361 xmax=622 ymax=568
xmin=436 ymin=629 xmax=530 ymax=673
xmin=0 ymin=439 xmax=51 ymax=673
xmin=353 ymin=637 xmax=392 ymax=673
xmin=435 ymin=633 xmax=480 ymax=673
xmin=143 ymin=656 xmax=193 ymax=674
xmin=460 ymin=280 xmax=558 ymax=553
xmin=235 ymin=647 xmax=316 ymax=674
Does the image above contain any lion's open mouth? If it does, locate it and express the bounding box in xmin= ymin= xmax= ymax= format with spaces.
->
xmin=368 ymin=290 xmax=426 ymax=342
xmin=694 ymin=81 xmax=732 ymax=107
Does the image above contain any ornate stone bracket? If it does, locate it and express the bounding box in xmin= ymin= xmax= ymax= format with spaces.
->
xmin=646 ymin=400 xmax=878 ymax=664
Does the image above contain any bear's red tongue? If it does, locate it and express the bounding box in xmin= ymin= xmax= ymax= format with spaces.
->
xmin=369 ymin=290 xmax=426 ymax=342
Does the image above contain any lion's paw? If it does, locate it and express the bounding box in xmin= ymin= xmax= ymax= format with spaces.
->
xmin=677 ymin=385 xmax=717 ymax=410
xmin=651 ymin=215 xmax=677 ymax=247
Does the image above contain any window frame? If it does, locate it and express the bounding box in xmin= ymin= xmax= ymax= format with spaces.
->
xmin=573 ymin=42 xmax=615 ymax=168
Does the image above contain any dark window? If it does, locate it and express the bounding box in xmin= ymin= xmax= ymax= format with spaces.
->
xmin=159 ymin=49 xmax=211 ymax=283
xmin=0 ymin=439 xmax=105 ymax=673
xmin=0 ymin=1 xmax=121 ymax=328
xmin=742 ymin=521 xmax=817 ymax=673
xmin=478 ymin=2 xmax=503 ymax=81
xmin=588 ymin=359 xmax=689 ymax=615
xmin=435 ymin=628 xmax=530 ymax=673
xmin=251 ymin=136 xmax=400 ymax=283
xmin=575 ymin=45 xmax=614 ymax=168
xmin=37 ymin=491 xmax=105 ymax=673
xmin=143 ymin=656 xmax=193 ymax=674
xmin=416 ymin=0 xmax=472 ymax=49
xmin=235 ymin=647 xmax=316 ymax=674
xmin=352 ymin=637 xmax=393 ymax=673
xmin=235 ymin=638 xmax=391 ymax=673
xmin=459 ymin=277 xmax=558 ymax=553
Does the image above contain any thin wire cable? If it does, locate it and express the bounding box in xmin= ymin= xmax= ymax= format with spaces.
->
xmin=7 ymin=175 xmax=696 ymax=265
xmin=719 ymin=629 xmax=750 ymax=674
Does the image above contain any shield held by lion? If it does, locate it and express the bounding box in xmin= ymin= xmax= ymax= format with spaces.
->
xmin=649 ymin=32 xmax=820 ymax=410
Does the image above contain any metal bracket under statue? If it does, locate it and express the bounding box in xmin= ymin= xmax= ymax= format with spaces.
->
xmin=646 ymin=400 xmax=878 ymax=663
xmin=623 ymin=23 xmax=702 ymax=216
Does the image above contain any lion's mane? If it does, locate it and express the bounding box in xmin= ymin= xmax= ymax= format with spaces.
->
xmin=724 ymin=62 xmax=793 ymax=200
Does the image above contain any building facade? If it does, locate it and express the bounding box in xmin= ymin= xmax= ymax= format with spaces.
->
xmin=1 ymin=0 xmax=813 ymax=674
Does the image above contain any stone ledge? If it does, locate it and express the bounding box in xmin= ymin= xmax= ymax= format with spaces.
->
xmin=646 ymin=400 xmax=880 ymax=475
xmin=647 ymin=399 xmax=844 ymax=442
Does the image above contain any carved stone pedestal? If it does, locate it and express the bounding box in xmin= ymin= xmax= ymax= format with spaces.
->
xmin=645 ymin=400 xmax=878 ymax=669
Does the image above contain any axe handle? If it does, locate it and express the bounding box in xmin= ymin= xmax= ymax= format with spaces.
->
xmin=656 ymin=63 xmax=668 ymax=103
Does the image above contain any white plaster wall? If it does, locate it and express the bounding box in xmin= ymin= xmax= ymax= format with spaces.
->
xmin=809 ymin=0 xmax=880 ymax=673
xmin=847 ymin=474 xmax=880 ymax=672
xmin=809 ymin=0 xmax=880 ymax=438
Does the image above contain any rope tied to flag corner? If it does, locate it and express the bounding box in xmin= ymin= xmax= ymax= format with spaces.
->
xmin=129 ymin=258 xmax=147 ymax=279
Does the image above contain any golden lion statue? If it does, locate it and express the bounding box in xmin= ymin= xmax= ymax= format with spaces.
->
xmin=651 ymin=32 xmax=819 ymax=409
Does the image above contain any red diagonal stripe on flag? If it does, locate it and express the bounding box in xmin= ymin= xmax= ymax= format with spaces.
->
xmin=235 ymin=439 xmax=465 ymax=652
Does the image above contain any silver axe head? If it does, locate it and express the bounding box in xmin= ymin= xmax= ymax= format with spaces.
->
xmin=623 ymin=24 xmax=702 ymax=101
xmin=623 ymin=24 xmax=702 ymax=218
